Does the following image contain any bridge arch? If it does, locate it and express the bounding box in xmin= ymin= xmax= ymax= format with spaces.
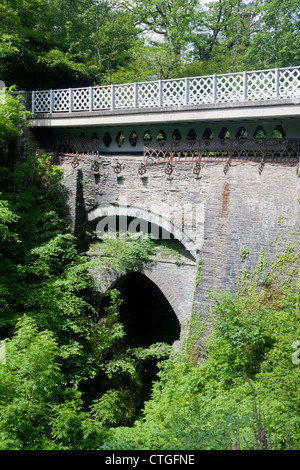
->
xmin=100 ymin=271 xmax=181 ymax=348
xmin=87 ymin=204 xmax=198 ymax=260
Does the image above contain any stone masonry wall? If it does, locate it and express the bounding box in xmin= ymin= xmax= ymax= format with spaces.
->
xmin=61 ymin=154 xmax=300 ymax=330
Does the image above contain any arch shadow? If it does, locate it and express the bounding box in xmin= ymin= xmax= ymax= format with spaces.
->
xmin=100 ymin=272 xmax=181 ymax=348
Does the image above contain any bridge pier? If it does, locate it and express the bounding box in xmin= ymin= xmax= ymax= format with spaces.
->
xmin=57 ymin=152 xmax=299 ymax=342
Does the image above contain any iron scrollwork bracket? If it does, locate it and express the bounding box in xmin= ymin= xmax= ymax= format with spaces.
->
xmin=193 ymin=161 xmax=201 ymax=177
xmin=91 ymin=161 xmax=100 ymax=172
xmin=223 ymin=157 xmax=231 ymax=175
xmin=165 ymin=161 xmax=174 ymax=176
xmin=114 ymin=161 xmax=125 ymax=175
xmin=258 ymin=160 xmax=265 ymax=175
xmin=138 ymin=162 xmax=147 ymax=176
xmin=71 ymin=155 xmax=80 ymax=168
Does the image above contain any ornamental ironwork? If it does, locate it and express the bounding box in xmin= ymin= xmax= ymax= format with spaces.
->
xmin=55 ymin=137 xmax=100 ymax=157
xmin=41 ymin=137 xmax=100 ymax=168
xmin=138 ymin=162 xmax=147 ymax=175
xmin=193 ymin=161 xmax=201 ymax=176
xmin=71 ymin=156 xmax=80 ymax=168
xmin=113 ymin=161 xmax=124 ymax=174
xmin=143 ymin=138 xmax=300 ymax=174
xmin=39 ymin=136 xmax=100 ymax=158
xmin=91 ymin=161 xmax=100 ymax=172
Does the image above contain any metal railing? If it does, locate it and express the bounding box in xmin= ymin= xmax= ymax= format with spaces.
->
xmin=143 ymin=138 xmax=300 ymax=176
xmin=32 ymin=66 xmax=300 ymax=114
xmin=143 ymin=138 xmax=300 ymax=163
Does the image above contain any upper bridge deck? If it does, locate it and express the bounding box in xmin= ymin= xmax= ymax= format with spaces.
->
xmin=30 ymin=66 xmax=300 ymax=128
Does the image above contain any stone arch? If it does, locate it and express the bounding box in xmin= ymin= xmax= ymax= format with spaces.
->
xmin=87 ymin=204 xmax=198 ymax=260
xmin=140 ymin=262 xmax=196 ymax=327
xmin=102 ymin=271 xmax=181 ymax=347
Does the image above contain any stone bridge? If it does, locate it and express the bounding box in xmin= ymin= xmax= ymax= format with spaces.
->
xmin=59 ymin=152 xmax=299 ymax=346
xmin=19 ymin=65 xmax=300 ymax=347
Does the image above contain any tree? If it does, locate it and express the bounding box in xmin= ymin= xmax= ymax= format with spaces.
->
xmin=132 ymin=0 xmax=199 ymax=78
xmin=0 ymin=87 xmax=30 ymax=150
xmin=246 ymin=0 xmax=300 ymax=68
xmin=90 ymin=0 xmax=140 ymax=85
xmin=0 ymin=0 xmax=96 ymax=89
xmin=186 ymin=0 xmax=260 ymax=75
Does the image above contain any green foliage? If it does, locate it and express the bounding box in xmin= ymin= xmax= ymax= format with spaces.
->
xmin=104 ymin=245 xmax=300 ymax=450
xmin=0 ymin=0 xmax=299 ymax=89
xmin=0 ymin=87 xmax=31 ymax=150
xmin=0 ymin=149 xmax=171 ymax=448
xmin=89 ymin=233 xmax=157 ymax=273
xmin=1 ymin=156 xmax=300 ymax=451
xmin=195 ymin=258 xmax=203 ymax=287
xmin=0 ymin=315 xmax=63 ymax=449
xmin=240 ymin=248 xmax=250 ymax=261
xmin=0 ymin=197 xmax=20 ymax=243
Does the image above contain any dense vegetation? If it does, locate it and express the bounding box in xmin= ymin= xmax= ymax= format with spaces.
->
xmin=0 ymin=0 xmax=299 ymax=90
xmin=0 ymin=89 xmax=173 ymax=449
xmin=104 ymin=249 xmax=300 ymax=450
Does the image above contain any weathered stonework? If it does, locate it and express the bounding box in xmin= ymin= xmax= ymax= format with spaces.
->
xmin=61 ymin=153 xmax=300 ymax=334
xmin=9 ymin=88 xmax=300 ymax=347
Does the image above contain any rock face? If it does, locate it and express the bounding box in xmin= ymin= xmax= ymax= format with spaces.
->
xmin=61 ymin=153 xmax=299 ymax=335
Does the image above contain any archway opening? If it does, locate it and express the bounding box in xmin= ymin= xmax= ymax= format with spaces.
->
xmin=171 ymin=129 xmax=182 ymax=141
xmin=219 ymin=127 xmax=230 ymax=139
xmin=272 ymin=125 xmax=286 ymax=139
xmin=202 ymin=127 xmax=213 ymax=139
xmin=254 ymin=126 xmax=266 ymax=139
xmin=98 ymin=272 xmax=181 ymax=412
xmin=101 ymin=272 xmax=180 ymax=348
xmin=187 ymin=128 xmax=197 ymax=140
xmin=129 ymin=130 xmax=138 ymax=147
xmin=142 ymin=130 xmax=152 ymax=141
xmin=103 ymin=131 xmax=112 ymax=147
xmin=236 ymin=126 xmax=248 ymax=139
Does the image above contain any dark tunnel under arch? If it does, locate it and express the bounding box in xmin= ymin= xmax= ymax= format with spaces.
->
xmin=99 ymin=272 xmax=181 ymax=348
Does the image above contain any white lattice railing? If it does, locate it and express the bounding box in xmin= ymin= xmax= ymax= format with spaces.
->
xmin=32 ymin=66 xmax=300 ymax=113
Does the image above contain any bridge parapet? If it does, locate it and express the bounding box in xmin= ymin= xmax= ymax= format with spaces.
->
xmin=32 ymin=66 xmax=300 ymax=114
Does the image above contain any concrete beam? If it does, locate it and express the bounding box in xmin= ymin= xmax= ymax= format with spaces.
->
xmin=29 ymin=99 xmax=300 ymax=128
